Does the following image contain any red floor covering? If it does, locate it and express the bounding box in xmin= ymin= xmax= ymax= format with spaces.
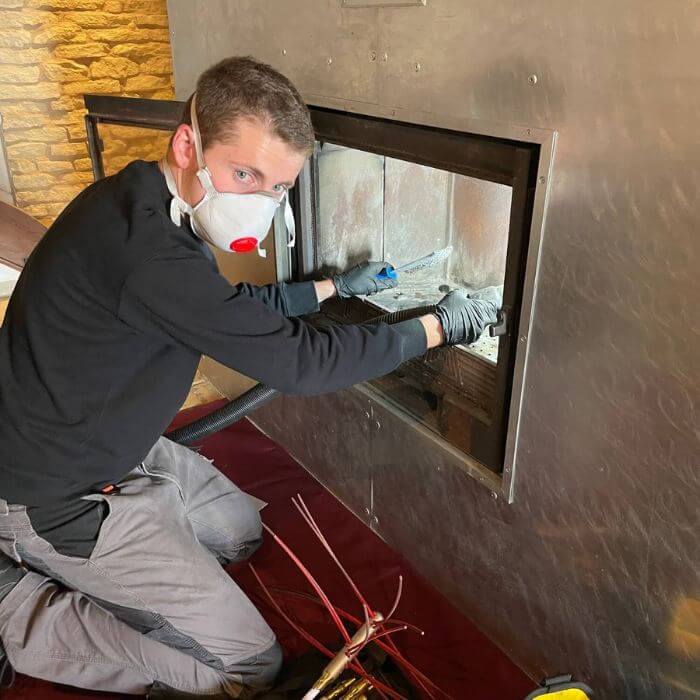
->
xmin=5 ymin=401 xmax=534 ymax=700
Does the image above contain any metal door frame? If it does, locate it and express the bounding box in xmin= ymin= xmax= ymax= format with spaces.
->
xmin=296 ymin=97 xmax=556 ymax=501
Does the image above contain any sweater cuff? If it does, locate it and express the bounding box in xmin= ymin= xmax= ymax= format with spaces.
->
xmin=392 ymin=318 xmax=428 ymax=360
xmin=282 ymin=281 xmax=321 ymax=317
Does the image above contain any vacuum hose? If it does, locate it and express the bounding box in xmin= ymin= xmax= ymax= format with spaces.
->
xmin=165 ymin=383 xmax=279 ymax=445
xmin=166 ymin=304 xmax=435 ymax=445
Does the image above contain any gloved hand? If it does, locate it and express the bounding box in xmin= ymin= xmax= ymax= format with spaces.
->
xmin=433 ymin=285 xmax=502 ymax=346
xmin=332 ymin=261 xmax=398 ymax=299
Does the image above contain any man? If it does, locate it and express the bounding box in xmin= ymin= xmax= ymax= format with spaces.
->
xmin=0 ymin=57 xmax=500 ymax=698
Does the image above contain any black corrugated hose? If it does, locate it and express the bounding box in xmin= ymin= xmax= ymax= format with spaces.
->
xmin=166 ymin=305 xmax=436 ymax=445
xmin=165 ymin=383 xmax=279 ymax=445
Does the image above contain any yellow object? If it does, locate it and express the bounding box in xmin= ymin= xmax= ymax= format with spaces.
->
xmin=320 ymin=677 xmax=357 ymax=699
xmin=525 ymin=676 xmax=592 ymax=700
xmin=309 ymin=616 xmax=382 ymax=695
xmin=340 ymin=678 xmax=371 ymax=699
xmin=668 ymin=596 xmax=700 ymax=659
xmin=528 ymin=691 xmax=590 ymax=700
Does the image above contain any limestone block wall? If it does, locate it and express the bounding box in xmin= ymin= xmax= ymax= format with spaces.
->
xmin=0 ymin=0 xmax=175 ymax=228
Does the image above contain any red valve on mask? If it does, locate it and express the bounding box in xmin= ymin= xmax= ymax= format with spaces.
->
xmin=230 ymin=237 xmax=258 ymax=253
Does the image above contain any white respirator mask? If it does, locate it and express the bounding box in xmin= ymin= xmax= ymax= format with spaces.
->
xmin=160 ymin=93 xmax=295 ymax=258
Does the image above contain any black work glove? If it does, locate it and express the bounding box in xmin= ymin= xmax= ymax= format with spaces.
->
xmin=433 ymin=286 xmax=502 ymax=346
xmin=332 ymin=261 xmax=398 ymax=299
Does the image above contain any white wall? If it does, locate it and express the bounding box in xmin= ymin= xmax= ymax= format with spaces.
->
xmin=0 ymin=262 xmax=19 ymax=298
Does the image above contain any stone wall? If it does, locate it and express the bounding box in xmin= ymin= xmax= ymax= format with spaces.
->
xmin=0 ymin=0 xmax=175 ymax=228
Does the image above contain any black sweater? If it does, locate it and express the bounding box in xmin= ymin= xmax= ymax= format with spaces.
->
xmin=0 ymin=160 xmax=426 ymax=510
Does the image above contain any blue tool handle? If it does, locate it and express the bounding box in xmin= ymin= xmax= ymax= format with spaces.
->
xmin=376 ymin=267 xmax=397 ymax=280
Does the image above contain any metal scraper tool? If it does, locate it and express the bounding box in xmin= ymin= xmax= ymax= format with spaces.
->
xmin=376 ymin=245 xmax=453 ymax=280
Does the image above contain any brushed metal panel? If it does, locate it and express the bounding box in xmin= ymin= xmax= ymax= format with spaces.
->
xmin=368 ymin=385 xmax=700 ymax=698
xmin=251 ymin=390 xmax=375 ymax=520
xmin=167 ymin=1 xmax=700 ymax=697
xmin=167 ymin=0 xmax=380 ymax=104
xmin=375 ymin=0 xmax=557 ymax=124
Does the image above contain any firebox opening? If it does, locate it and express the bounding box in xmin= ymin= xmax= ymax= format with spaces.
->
xmin=314 ymin=142 xmax=512 ymax=366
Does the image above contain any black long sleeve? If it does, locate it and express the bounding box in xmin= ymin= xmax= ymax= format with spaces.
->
xmin=0 ymin=159 xmax=425 ymax=510
xmin=233 ymin=280 xmax=320 ymax=317
xmin=118 ymin=254 xmax=426 ymax=396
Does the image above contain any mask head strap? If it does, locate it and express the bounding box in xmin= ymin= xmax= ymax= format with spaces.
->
xmin=161 ymin=157 xmax=193 ymax=228
xmin=189 ymin=93 xmax=206 ymax=170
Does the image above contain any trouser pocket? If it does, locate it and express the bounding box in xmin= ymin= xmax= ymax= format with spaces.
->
xmin=26 ymin=498 xmax=109 ymax=560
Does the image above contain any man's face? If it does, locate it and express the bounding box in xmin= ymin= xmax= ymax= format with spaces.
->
xmin=171 ymin=116 xmax=307 ymax=208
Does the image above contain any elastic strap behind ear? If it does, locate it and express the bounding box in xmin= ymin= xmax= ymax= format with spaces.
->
xmin=189 ymin=93 xmax=206 ymax=170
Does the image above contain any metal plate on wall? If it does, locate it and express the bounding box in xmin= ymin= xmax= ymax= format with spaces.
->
xmin=167 ymin=1 xmax=700 ymax=697
xmin=250 ymin=389 xmax=375 ymax=520
xmin=167 ymin=0 xmax=381 ymax=105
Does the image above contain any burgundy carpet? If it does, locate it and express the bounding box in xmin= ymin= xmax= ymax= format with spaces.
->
xmin=4 ymin=401 xmax=534 ymax=699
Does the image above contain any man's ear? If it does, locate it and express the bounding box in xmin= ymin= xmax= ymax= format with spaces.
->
xmin=170 ymin=124 xmax=197 ymax=171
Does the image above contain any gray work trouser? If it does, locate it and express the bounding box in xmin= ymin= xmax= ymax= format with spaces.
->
xmin=0 ymin=437 xmax=281 ymax=697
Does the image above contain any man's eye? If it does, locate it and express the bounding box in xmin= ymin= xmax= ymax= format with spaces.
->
xmin=272 ymin=184 xmax=287 ymax=194
xmin=235 ymin=170 xmax=250 ymax=181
